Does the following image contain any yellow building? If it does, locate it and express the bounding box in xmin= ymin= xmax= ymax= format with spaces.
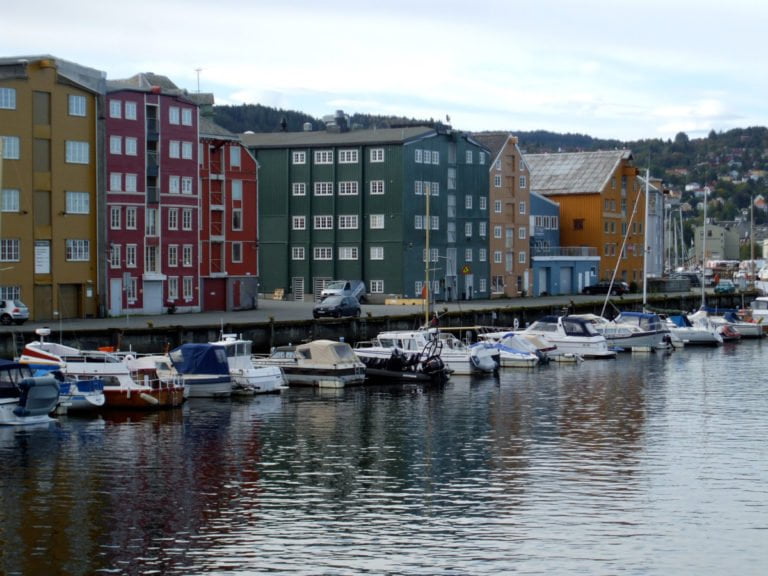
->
xmin=0 ymin=56 xmax=105 ymax=321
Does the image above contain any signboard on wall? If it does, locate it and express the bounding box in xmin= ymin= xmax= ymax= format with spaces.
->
xmin=34 ymin=240 xmax=50 ymax=274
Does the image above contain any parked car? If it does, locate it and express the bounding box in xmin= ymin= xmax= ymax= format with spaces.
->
xmin=671 ymin=272 xmax=702 ymax=288
xmin=313 ymin=295 xmax=361 ymax=319
xmin=320 ymin=280 xmax=366 ymax=302
xmin=581 ymin=281 xmax=629 ymax=296
xmin=714 ymin=279 xmax=737 ymax=294
xmin=0 ymin=299 xmax=29 ymax=325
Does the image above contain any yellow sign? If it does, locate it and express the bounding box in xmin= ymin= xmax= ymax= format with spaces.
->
xmin=462 ymin=265 xmax=471 ymax=275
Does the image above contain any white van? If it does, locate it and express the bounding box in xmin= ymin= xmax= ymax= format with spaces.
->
xmin=320 ymin=280 xmax=366 ymax=302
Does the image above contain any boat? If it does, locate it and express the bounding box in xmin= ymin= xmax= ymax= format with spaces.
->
xmin=354 ymin=328 xmax=496 ymax=375
xmin=0 ymin=359 xmax=60 ymax=426
xmin=253 ymin=340 xmax=366 ymax=388
xmin=19 ymin=329 xmax=185 ymax=409
xmin=473 ymin=331 xmax=541 ymax=368
xmin=210 ymin=333 xmax=287 ymax=394
xmin=570 ymin=311 xmax=672 ymax=352
xmin=50 ymin=371 xmax=106 ymax=413
xmin=355 ymin=335 xmax=451 ymax=384
xmin=168 ymin=343 xmax=233 ymax=398
xmin=663 ymin=312 xmax=723 ymax=346
xmin=520 ymin=315 xmax=617 ymax=359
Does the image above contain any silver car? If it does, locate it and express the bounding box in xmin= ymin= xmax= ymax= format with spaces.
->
xmin=0 ymin=299 xmax=29 ymax=325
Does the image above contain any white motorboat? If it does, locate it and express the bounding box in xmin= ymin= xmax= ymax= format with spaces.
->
xmin=664 ymin=312 xmax=723 ymax=346
xmin=253 ymin=340 xmax=366 ymax=388
xmin=168 ymin=343 xmax=233 ymax=398
xmin=211 ymin=333 xmax=287 ymax=394
xmin=0 ymin=359 xmax=60 ymax=426
xmin=520 ymin=315 xmax=617 ymax=359
xmin=570 ymin=311 xmax=672 ymax=352
xmin=474 ymin=332 xmax=541 ymax=368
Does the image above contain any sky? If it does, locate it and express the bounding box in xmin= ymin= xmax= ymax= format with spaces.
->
xmin=3 ymin=0 xmax=766 ymax=142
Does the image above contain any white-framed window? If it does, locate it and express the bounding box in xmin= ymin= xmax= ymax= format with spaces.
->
xmin=181 ymin=177 xmax=193 ymax=194
xmin=0 ymin=87 xmax=16 ymax=109
xmin=429 ymin=182 xmax=440 ymax=196
xmin=169 ymin=140 xmax=180 ymax=158
xmin=109 ymin=135 xmax=122 ymax=154
xmin=145 ymin=245 xmax=160 ymax=274
xmin=126 ymin=207 xmax=137 ymax=230
xmin=370 ymin=280 xmax=383 ymax=293
xmin=292 ymin=247 xmax=305 ymax=260
xmin=125 ymin=174 xmax=137 ymax=192
xmin=232 ymin=180 xmax=243 ymax=202
xmin=231 ymin=242 xmax=243 ymax=263
xmin=313 ymin=247 xmax=333 ymax=260
xmin=292 ymin=182 xmax=307 ymax=196
xmin=109 ymin=244 xmax=121 ymax=268
xmin=339 ymin=149 xmax=358 ymax=163
xmin=479 ymin=151 xmax=486 ymax=165
xmin=414 ymin=181 xmax=423 ymax=196
xmin=479 ymin=197 xmax=487 ymax=210
xmin=292 ymin=216 xmax=306 ymax=230
xmin=430 ymin=216 xmax=439 ymax=230
xmin=125 ymin=137 xmax=138 ymax=156
xmin=169 ymin=106 xmax=180 ymax=124
xmin=110 ymin=173 xmax=122 ymax=192
xmin=369 ymin=214 xmax=384 ymax=229
xmin=68 ymin=94 xmax=86 ymax=117
xmin=65 ymin=239 xmax=90 ymax=261
xmin=338 ymin=181 xmax=359 ymax=196
xmin=370 ymin=246 xmax=384 ymax=260
xmin=338 ymin=215 xmax=358 ymax=229
xmin=109 ymin=99 xmax=122 ymax=118
xmin=432 ymin=150 xmax=440 ymax=165
xmin=479 ymin=222 xmax=487 ymax=237
xmin=415 ymin=149 xmax=423 ymax=163
xmin=168 ymin=208 xmax=179 ymax=230
xmin=465 ymin=222 xmax=473 ymax=238
xmin=519 ymin=251 xmax=527 ymax=264
xmin=370 ymin=148 xmax=384 ymax=162
xmin=494 ymin=225 xmax=502 ymax=239
xmin=229 ymin=145 xmax=241 ymax=168
xmin=146 ymin=207 xmax=158 ymax=236
xmin=519 ymin=227 xmax=527 ymax=239
xmin=181 ymin=108 xmax=193 ymax=126
xmin=494 ymin=174 xmax=502 ymax=187
xmin=448 ymin=167 xmax=456 ymax=190
xmin=314 ymin=150 xmax=333 ymax=164
xmin=0 ymin=239 xmax=20 ymax=262
xmin=183 ymin=276 xmax=194 ymax=300
xmin=314 ymin=182 xmax=333 ymax=196
xmin=232 ymin=208 xmax=242 ymax=230
xmin=313 ymin=215 xmax=333 ymax=230
xmin=126 ymin=244 xmax=137 ymax=267
xmin=495 ymin=158 xmax=502 ymax=171
xmin=168 ymin=276 xmax=179 ymax=300
xmin=182 ymin=208 xmax=193 ymax=230
xmin=292 ymin=151 xmax=306 ymax=164
xmin=338 ymin=247 xmax=358 ymax=260
xmin=494 ymin=200 xmax=502 ymax=213
xmin=465 ymin=195 xmax=473 ymax=209
xmin=125 ymin=101 xmax=137 ymax=120
xmin=465 ymin=150 xmax=473 ymax=164
xmin=169 ymin=175 xmax=180 ymax=194
xmin=479 ymin=278 xmax=487 ymax=292
xmin=181 ymin=141 xmax=193 ymax=159
xmin=447 ymin=221 xmax=456 ymax=243
xmin=479 ymin=248 xmax=487 ymax=262
xmin=423 ymin=150 xmax=432 ymax=164
xmin=182 ymin=245 xmax=193 ymax=267
xmin=2 ymin=136 xmax=20 ymax=159
xmin=66 ymin=191 xmax=89 ymax=214
xmin=519 ymin=201 xmax=526 ymax=215
xmin=519 ymin=175 xmax=527 ymax=189
xmin=1 ymin=188 xmax=20 ymax=212
xmin=168 ymin=244 xmax=179 ymax=267
xmin=494 ymin=250 xmax=502 ymax=264
xmin=370 ymin=180 xmax=385 ymax=195
xmin=465 ymin=248 xmax=473 ymax=262
xmin=414 ymin=215 xmax=423 ymax=230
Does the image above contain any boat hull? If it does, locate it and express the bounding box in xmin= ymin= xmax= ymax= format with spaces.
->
xmin=103 ymin=386 xmax=185 ymax=409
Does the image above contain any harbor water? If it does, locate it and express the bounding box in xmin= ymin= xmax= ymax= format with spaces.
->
xmin=1 ymin=341 xmax=767 ymax=575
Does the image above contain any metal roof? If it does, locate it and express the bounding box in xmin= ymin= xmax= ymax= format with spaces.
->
xmin=525 ymin=150 xmax=633 ymax=195
xmin=239 ymin=126 xmax=438 ymax=149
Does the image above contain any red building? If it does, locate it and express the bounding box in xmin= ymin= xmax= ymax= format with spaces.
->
xmin=105 ymin=73 xmax=200 ymax=316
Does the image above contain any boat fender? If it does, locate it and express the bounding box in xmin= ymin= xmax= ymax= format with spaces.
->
xmin=140 ymin=393 xmax=160 ymax=405
xmin=513 ymin=318 xmax=520 ymax=330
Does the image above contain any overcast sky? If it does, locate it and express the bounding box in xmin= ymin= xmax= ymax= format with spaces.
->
xmin=4 ymin=0 xmax=765 ymax=141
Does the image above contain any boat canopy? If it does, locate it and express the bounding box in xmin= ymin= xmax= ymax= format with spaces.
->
xmin=169 ymin=344 xmax=230 ymax=375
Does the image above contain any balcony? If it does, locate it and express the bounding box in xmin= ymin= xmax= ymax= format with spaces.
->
xmin=531 ymin=246 xmax=598 ymax=258
xmin=146 ymin=186 xmax=159 ymax=204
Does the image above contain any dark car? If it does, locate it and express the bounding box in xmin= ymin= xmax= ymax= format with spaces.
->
xmin=581 ymin=281 xmax=628 ymax=296
xmin=313 ymin=295 xmax=361 ymax=319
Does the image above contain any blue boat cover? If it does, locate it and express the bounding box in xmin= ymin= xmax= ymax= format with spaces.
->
xmin=169 ymin=344 xmax=230 ymax=375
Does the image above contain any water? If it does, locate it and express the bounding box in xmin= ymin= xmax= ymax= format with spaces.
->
xmin=2 ymin=342 xmax=768 ymax=575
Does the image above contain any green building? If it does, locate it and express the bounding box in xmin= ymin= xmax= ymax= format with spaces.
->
xmin=241 ymin=118 xmax=490 ymax=302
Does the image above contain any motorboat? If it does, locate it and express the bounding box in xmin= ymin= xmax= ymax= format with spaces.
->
xmin=570 ymin=311 xmax=672 ymax=352
xmin=0 ymin=359 xmax=60 ymax=426
xmin=520 ymin=315 xmax=617 ymax=359
xmin=354 ymin=335 xmax=451 ymax=385
xmin=50 ymin=371 xmax=106 ymax=413
xmin=19 ymin=328 xmax=185 ymax=409
xmin=664 ymin=312 xmax=723 ymax=346
xmin=253 ymin=340 xmax=366 ymax=388
xmin=210 ymin=333 xmax=287 ymax=394
xmin=705 ymin=308 xmax=765 ymax=339
xmin=354 ymin=328 xmax=496 ymax=375
xmin=473 ymin=331 xmax=541 ymax=368
xmin=168 ymin=343 xmax=233 ymax=398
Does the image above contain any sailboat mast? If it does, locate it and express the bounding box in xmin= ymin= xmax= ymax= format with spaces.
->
xmin=424 ymin=183 xmax=430 ymax=325
xmin=701 ymin=189 xmax=707 ymax=308
xmin=642 ymin=169 xmax=649 ymax=309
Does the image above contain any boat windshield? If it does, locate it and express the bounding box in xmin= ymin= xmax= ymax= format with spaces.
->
xmin=562 ymin=318 xmax=600 ymax=337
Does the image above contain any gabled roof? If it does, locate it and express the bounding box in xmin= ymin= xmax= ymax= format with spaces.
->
xmin=525 ymin=150 xmax=633 ymax=196
xmin=240 ymin=126 xmax=437 ymax=149
xmin=0 ymin=55 xmax=105 ymax=94
xmin=199 ymin=115 xmax=237 ymax=140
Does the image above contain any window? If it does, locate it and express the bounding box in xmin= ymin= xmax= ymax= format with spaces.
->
xmin=169 ymin=106 xmax=180 ymax=124
xmin=181 ymin=177 xmax=193 ymax=194
xmin=494 ymin=200 xmax=502 ymax=213
xmin=126 ymin=244 xmax=137 ymax=267
xmin=494 ymin=174 xmax=502 ymax=187
xmin=479 ymin=222 xmax=487 ymax=237
xmin=370 ymin=148 xmax=384 ymax=162
xmin=423 ymin=150 xmax=432 ymax=164
xmin=292 ymin=151 xmax=306 ymax=164
xmin=314 ymin=150 xmax=333 ymax=164
xmin=1 ymin=188 xmax=20 ymax=212
xmin=168 ymin=208 xmax=178 ymax=230
xmin=519 ymin=201 xmax=526 ymax=215
xmin=125 ymin=101 xmax=137 ymax=120
xmin=125 ymin=174 xmax=137 ymax=192
xmin=429 ymin=182 xmax=440 ymax=196
xmin=465 ymin=150 xmax=473 ymax=164
xmin=415 ymin=149 xmax=423 ymax=163
xmin=314 ymin=215 xmax=333 ymax=230
xmin=432 ymin=151 xmax=440 ymax=165
xmin=183 ymin=245 xmax=193 ymax=267
xmin=314 ymin=182 xmax=333 ymax=196
xmin=0 ymin=87 xmax=16 ymax=109
xmin=447 ymin=221 xmax=456 ymax=243
xmin=465 ymin=248 xmax=473 ymax=262
xmin=126 ymin=207 xmax=137 ymax=229
xmin=182 ymin=208 xmax=193 ymax=230
xmin=313 ymin=247 xmax=333 ymax=260
xmin=465 ymin=195 xmax=473 ymax=209
xmin=430 ymin=216 xmax=439 ymax=230
xmin=519 ymin=251 xmax=527 ymax=264
xmin=69 ymin=94 xmax=86 ymax=117
xmin=519 ymin=175 xmax=527 ymax=189
xmin=181 ymin=108 xmax=193 ymax=126
xmin=108 ymin=173 xmax=121 ymax=192
xmin=109 ymin=100 xmax=123 ymax=119
xmin=338 ymin=215 xmax=358 ymax=229
xmin=232 ymin=180 xmax=244 ymax=202
xmin=168 ymin=276 xmax=179 ymax=300
xmin=479 ymin=248 xmax=487 ymax=262
xmin=229 ymin=145 xmax=241 ymax=168
xmin=181 ymin=141 xmax=193 ymax=160
xmin=183 ymin=276 xmax=194 ymax=300
xmin=370 ymin=180 xmax=385 ymax=195
xmin=292 ymin=182 xmax=307 ymax=196
xmin=494 ymin=225 xmax=502 ymax=238
xmin=518 ymin=227 xmax=527 ymax=239
xmin=414 ymin=215 xmax=423 ymax=230
xmin=169 ymin=176 xmax=180 ymax=194
xmin=415 ymin=181 xmax=423 ymax=196
xmin=2 ymin=136 xmax=20 ymax=159
xmin=292 ymin=247 xmax=305 ymax=260
xmin=494 ymin=251 xmax=502 ymax=264
xmin=146 ymin=208 xmax=158 ymax=236
xmin=465 ymin=222 xmax=472 ymax=238
xmin=66 ymin=191 xmax=89 ymax=214
xmin=232 ymin=209 xmax=242 ymax=230
xmin=338 ymin=247 xmax=358 ymax=260
xmin=125 ymin=137 xmax=137 ymax=156
xmin=447 ymin=167 xmax=457 ymax=191
xmin=370 ymin=246 xmax=384 ymax=260
xmin=339 ymin=149 xmax=358 ymax=163
xmin=65 ymin=239 xmax=90 ymax=261
xmin=338 ymin=181 xmax=359 ymax=196
xmin=479 ymin=197 xmax=487 ymax=210
xmin=168 ymin=245 xmax=179 ymax=267
xmin=292 ymin=216 xmax=306 ymax=230
xmin=109 ymin=244 xmax=121 ymax=268
xmin=479 ymin=151 xmax=486 ymax=165
xmin=145 ymin=245 xmax=160 ymax=274
xmin=370 ymin=280 xmax=384 ymax=293
xmin=169 ymin=140 xmax=180 ymax=158
xmin=0 ymin=239 xmax=20 ymax=262
xmin=369 ymin=214 xmax=384 ymax=229
xmin=109 ymin=135 xmax=122 ymax=154
xmin=232 ymin=242 xmax=243 ymax=263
